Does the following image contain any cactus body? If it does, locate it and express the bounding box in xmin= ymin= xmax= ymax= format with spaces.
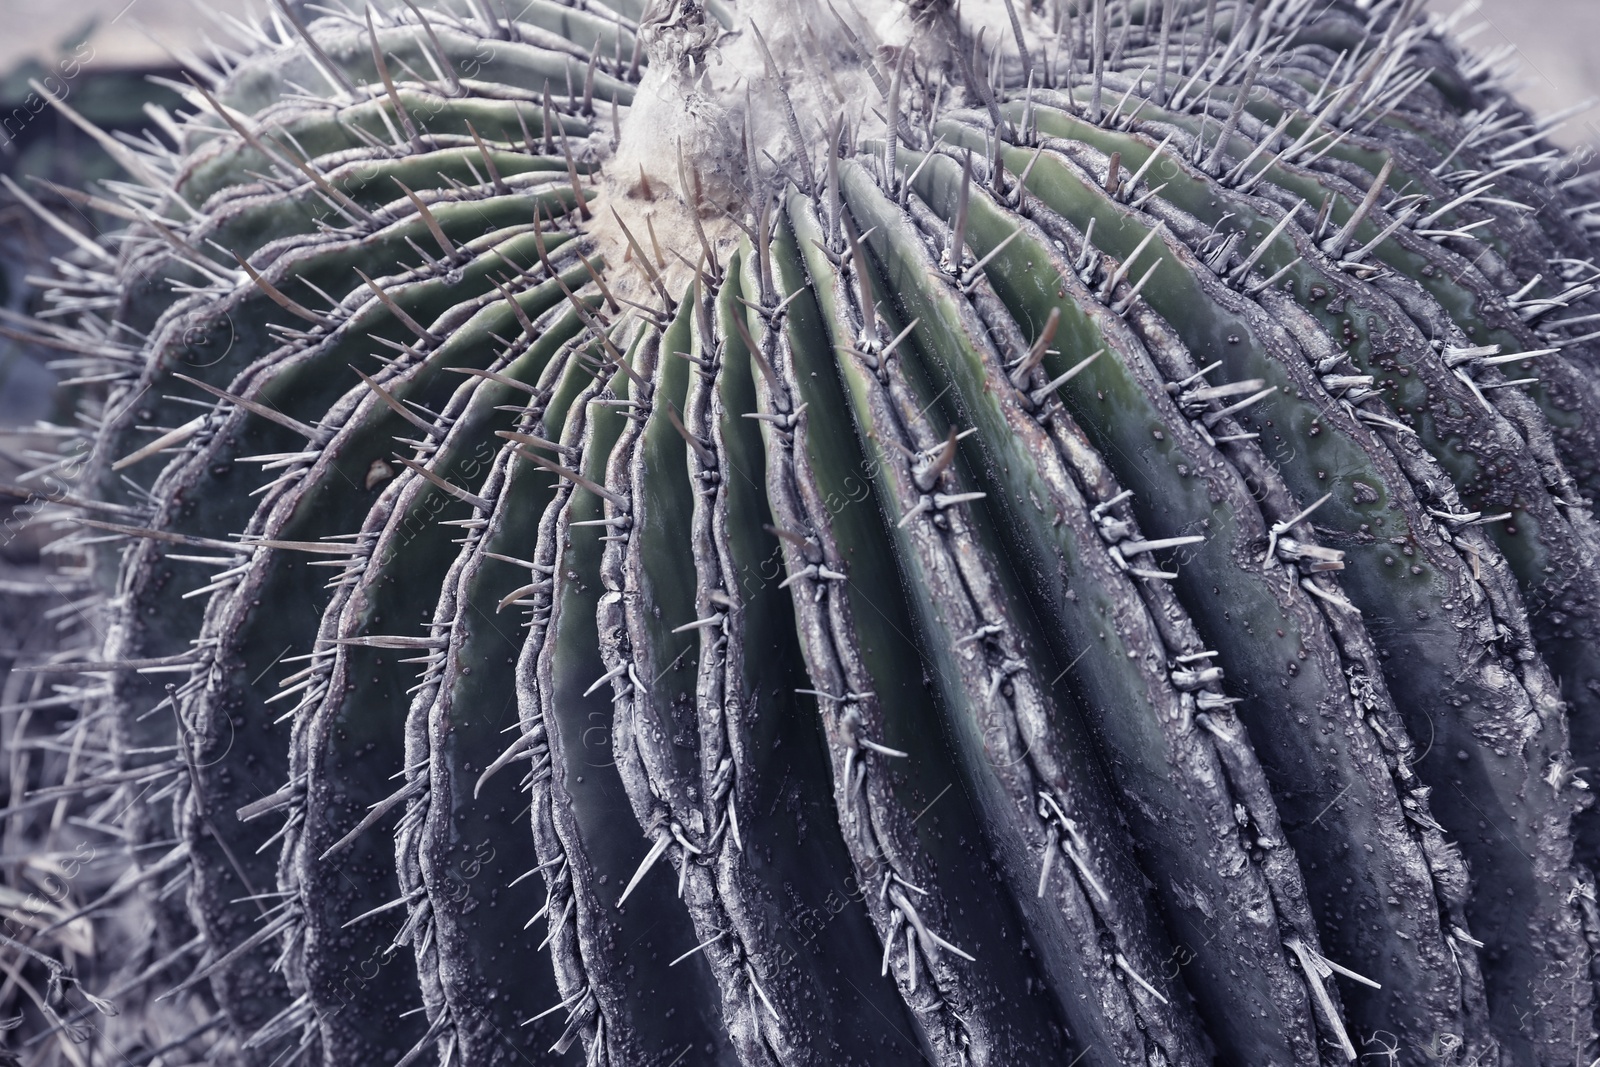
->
xmin=7 ymin=2 xmax=1600 ymax=1066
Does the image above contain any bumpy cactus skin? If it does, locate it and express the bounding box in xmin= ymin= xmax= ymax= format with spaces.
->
xmin=10 ymin=0 xmax=1600 ymax=1065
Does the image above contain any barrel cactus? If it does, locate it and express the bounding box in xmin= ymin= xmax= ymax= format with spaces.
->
xmin=7 ymin=0 xmax=1600 ymax=1064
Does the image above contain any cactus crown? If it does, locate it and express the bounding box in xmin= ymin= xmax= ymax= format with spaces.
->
xmin=7 ymin=1 xmax=1600 ymax=1065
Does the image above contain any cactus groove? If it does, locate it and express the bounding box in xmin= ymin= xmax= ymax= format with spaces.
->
xmin=6 ymin=1 xmax=1600 ymax=1065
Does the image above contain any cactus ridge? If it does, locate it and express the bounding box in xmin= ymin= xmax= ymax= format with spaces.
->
xmin=9 ymin=1 xmax=1600 ymax=1066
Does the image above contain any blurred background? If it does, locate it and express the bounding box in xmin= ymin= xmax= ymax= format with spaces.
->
xmin=1428 ymin=0 xmax=1600 ymax=147
xmin=0 ymin=0 xmax=253 ymax=427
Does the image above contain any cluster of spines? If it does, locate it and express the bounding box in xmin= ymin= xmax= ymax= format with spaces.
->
xmin=1 ymin=1 xmax=649 ymax=1062
xmin=810 ymin=2 xmax=1600 ymax=1063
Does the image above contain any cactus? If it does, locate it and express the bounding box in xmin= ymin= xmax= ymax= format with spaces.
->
xmin=5 ymin=0 xmax=1600 ymax=1064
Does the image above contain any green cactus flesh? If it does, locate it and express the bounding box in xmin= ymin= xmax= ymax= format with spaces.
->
xmin=10 ymin=1 xmax=1600 ymax=1065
